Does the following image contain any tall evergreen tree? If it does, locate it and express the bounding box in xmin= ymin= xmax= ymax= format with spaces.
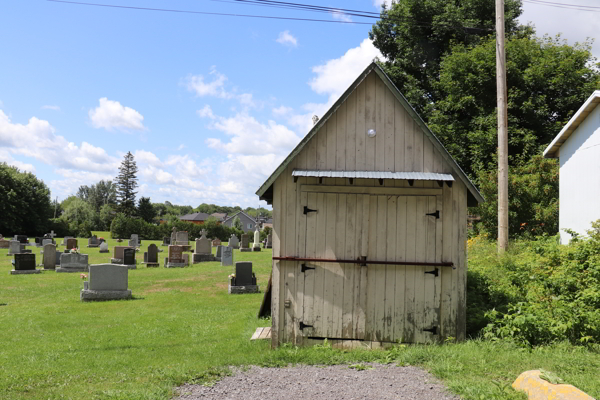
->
xmin=116 ymin=151 xmax=138 ymax=217
xmin=138 ymin=197 xmax=156 ymax=223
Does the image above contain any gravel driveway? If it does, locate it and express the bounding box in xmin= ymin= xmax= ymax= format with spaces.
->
xmin=176 ymin=364 xmax=460 ymax=400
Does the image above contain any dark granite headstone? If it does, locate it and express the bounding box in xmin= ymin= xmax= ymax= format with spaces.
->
xmin=123 ymin=248 xmax=136 ymax=265
xmin=146 ymin=244 xmax=158 ymax=263
xmin=162 ymin=236 xmax=171 ymax=246
xmin=66 ymin=238 xmax=78 ymax=250
xmin=55 ymin=251 xmax=62 ymax=265
xmin=14 ymin=253 xmax=36 ymax=270
xmin=235 ymin=262 xmax=254 ymax=286
xmin=16 ymin=235 xmax=28 ymax=244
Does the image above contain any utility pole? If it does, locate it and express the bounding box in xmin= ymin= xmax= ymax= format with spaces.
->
xmin=496 ymin=0 xmax=509 ymax=252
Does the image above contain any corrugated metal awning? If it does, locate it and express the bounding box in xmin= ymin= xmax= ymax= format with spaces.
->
xmin=292 ymin=170 xmax=455 ymax=181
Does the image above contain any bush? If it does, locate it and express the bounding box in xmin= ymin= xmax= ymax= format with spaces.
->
xmin=467 ymin=225 xmax=600 ymax=346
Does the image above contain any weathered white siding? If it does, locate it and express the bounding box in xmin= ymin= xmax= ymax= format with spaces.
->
xmin=558 ymin=105 xmax=600 ymax=243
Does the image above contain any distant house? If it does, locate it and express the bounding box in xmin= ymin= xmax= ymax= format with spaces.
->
xmin=222 ymin=211 xmax=257 ymax=233
xmin=178 ymin=212 xmax=211 ymax=225
xmin=543 ymin=90 xmax=600 ymax=243
xmin=210 ymin=213 xmax=228 ymax=222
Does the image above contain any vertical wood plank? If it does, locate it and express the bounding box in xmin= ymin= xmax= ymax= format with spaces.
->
xmin=413 ymin=196 xmax=427 ymax=343
xmin=364 ymin=195 xmax=378 ymax=341
xmin=307 ymin=131 xmax=317 ymax=170
xmin=336 ymin=102 xmax=347 ymax=171
xmin=333 ymin=194 xmax=347 ymax=338
xmin=403 ymin=196 xmax=417 ymax=342
xmin=413 ymin=127 xmax=424 ymax=172
xmin=365 ymin=73 xmax=376 ymax=171
xmin=423 ymin=196 xmax=438 ymax=343
xmin=295 ymin=189 xmax=308 ymax=346
xmin=313 ymin=192 xmax=327 ymax=336
xmin=375 ymin=75 xmax=385 ymax=172
xmin=394 ymin=196 xmax=407 ymax=342
xmin=355 ymin=195 xmax=368 ymax=339
xmin=284 ymin=163 xmax=297 ymax=344
xmin=324 ymin=193 xmax=337 ymax=337
xmin=317 ymin=124 xmax=327 ymax=170
xmin=346 ymin=91 xmax=357 ymax=171
xmin=303 ymin=192 xmax=317 ymax=333
xmin=327 ymin=115 xmax=337 ymax=170
xmin=343 ymin=194 xmax=357 ymax=338
xmin=355 ymin=80 xmax=366 ymax=171
xmin=457 ymin=182 xmax=468 ymax=341
xmin=450 ymin=182 xmax=459 ymax=340
xmin=404 ymin=117 xmax=414 ymax=171
xmin=385 ymin=87 xmax=395 ymax=172
xmin=271 ymin=178 xmax=282 ymax=348
xmin=423 ymin=135 xmax=434 ymax=173
xmin=441 ymin=182 xmax=455 ymax=339
xmin=373 ymin=195 xmax=387 ymax=341
xmin=384 ymin=195 xmax=397 ymax=342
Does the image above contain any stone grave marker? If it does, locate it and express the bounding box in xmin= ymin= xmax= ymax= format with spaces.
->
xmin=42 ymin=243 xmax=57 ymax=270
xmin=130 ymin=234 xmax=139 ymax=247
xmin=228 ymin=234 xmax=239 ymax=249
xmin=240 ymin=234 xmax=251 ymax=252
xmin=111 ymin=246 xmax=132 ymax=264
xmin=42 ymin=238 xmax=53 ymax=246
xmin=12 ymin=253 xmax=40 ymax=274
xmin=0 ymin=239 xmax=9 ymax=249
xmin=165 ymin=245 xmax=186 ymax=268
xmin=62 ymin=236 xmax=73 ymax=246
xmin=252 ymin=227 xmax=261 ymax=251
xmin=162 ymin=236 xmax=170 ymax=246
xmin=16 ymin=235 xmax=28 ymax=244
xmin=81 ymin=264 xmax=132 ymax=301
xmin=88 ymin=236 xmax=99 ymax=248
xmin=215 ymin=245 xmax=223 ymax=259
xmin=57 ymin=253 xmax=89 ymax=272
xmin=8 ymin=240 xmax=21 ymax=256
xmin=123 ymin=248 xmax=136 ymax=269
xmin=265 ymin=234 xmax=273 ymax=249
xmin=55 ymin=251 xmax=62 ymax=265
xmin=221 ymin=246 xmax=233 ymax=266
xmin=212 ymin=238 xmax=221 ymax=247
xmin=183 ymin=253 xmax=189 ymax=266
xmin=35 ymin=237 xmax=43 ymax=246
xmin=143 ymin=244 xmax=159 ymax=267
xmin=229 ymin=262 xmax=258 ymax=294
xmin=66 ymin=238 xmax=78 ymax=250
xmin=99 ymin=242 xmax=109 ymax=253
xmin=175 ymin=231 xmax=188 ymax=245
xmin=192 ymin=230 xmax=216 ymax=263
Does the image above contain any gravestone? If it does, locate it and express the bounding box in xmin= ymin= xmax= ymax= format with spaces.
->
xmin=62 ymin=236 xmax=73 ymax=246
xmin=12 ymin=253 xmax=40 ymax=274
xmin=99 ymin=242 xmax=109 ymax=253
xmin=252 ymin=227 xmax=261 ymax=251
xmin=122 ymin=248 xmax=136 ymax=269
xmin=265 ymin=234 xmax=273 ymax=249
xmin=35 ymin=237 xmax=43 ymax=246
xmin=183 ymin=253 xmax=189 ymax=266
xmin=57 ymin=253 xmax=89 ymax=272
xmin=111 ymin=246 xmax=133 ymax=264
xmin=228 ymin=234 xmax=239 ymax=249
xmin=130 ymin=234 xmax=140 ymax=247
xmin=192 ymin=230 xmax=216 ymax=263
xmin=221 ymin=246 xmax=233 ymax=267
xmin=55 ymin=251 xmax=62 ymax=265
xmin=143 ymin=244 xmax=159 ymax=267
xmin=240 ymin=234 xmax=251 ymax=252
xmin=16 ymin=235 xmax=28 ymax=244
xmin=165 ymin=245 xmax=186 ymax=268
xmin=81 ymin=264 xmax=132 ymax=301
xmin=0 ymin=239 xmax=9 ymax=249
xmin=8 ymin=241 xmax=21 ymax=256
xmin=88 ymin=236 xmax=99 ymax=248
xmin=42 ymin=238 xmax=53 ymax=246
xmin=175 ymin=231 xmax=188 ymax=245
xmin=215 ymin=245 xmax=223 ymax=259
xmin=66 ymin=238 xmax=78 ymax=250
xmin=212 ymin=238 xmax=221 ymax=247
xmin=42 ymin=243 xmax=57 ymax=270
xmin=228 ymin=261 xmax=258 ymax=294
xmin=162 ymin=236 xmax=170 ymax=246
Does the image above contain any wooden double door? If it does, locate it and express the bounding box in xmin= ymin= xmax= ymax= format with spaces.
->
xmin=295 ymin=189 xmax=444 ymax=344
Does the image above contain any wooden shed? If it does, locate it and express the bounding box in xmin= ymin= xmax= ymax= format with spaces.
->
xmin=256 ymin=62 xmax=483 ymax=348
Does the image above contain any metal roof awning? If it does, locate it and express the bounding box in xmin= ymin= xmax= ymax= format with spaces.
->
xmin=292 ymin=170 xmax=455 ymax=181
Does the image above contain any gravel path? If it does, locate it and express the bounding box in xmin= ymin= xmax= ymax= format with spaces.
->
xmin=176 ymin=364 xmax=460 ymax=400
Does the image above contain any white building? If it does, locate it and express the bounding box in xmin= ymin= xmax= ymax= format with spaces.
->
xmin=543 ymin=91 xmax=600 ymax=243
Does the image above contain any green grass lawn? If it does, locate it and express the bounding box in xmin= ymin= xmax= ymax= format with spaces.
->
xmin=1 ymin=236 xmax=598 ymax=400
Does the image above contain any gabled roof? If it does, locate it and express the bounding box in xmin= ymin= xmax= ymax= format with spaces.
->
xmin=179 ymin=212 xmax=210 ymax=222
xmin=543 ymin=91 xmax=600 ymax=159
xmin=223 ymin=210 xmax=256 ymax=224
xmin=255 ymin=62 xmax=484 ymax=207
xmin=210 ymin=212 xmax=228 ymax=221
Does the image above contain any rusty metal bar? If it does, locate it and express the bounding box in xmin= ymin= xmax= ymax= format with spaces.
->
xmin=272 ymin=256 xmax=453 ymax=267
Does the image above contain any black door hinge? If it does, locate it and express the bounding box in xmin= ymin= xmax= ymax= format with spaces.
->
xmin=424 ymin=268 xmax=439 ymax=277
xmin=423 ymin=326 xmax=438 ymax=335
xmin=301 ymin=263 xmax=316 ymax=273
xmin=299 ymin=322 xmax=313 ymax=330
xmin=426 ymin=210 xmax=440 ymax=219
xmin=303 ymin=206 xmax=318 ymax=215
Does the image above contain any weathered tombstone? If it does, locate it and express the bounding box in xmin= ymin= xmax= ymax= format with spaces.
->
xmin=57 ymin=253 xmax=89 ymax=272
xmin=66 ymin=238 xmax=78 ymax=250
xmin=240 ymin=234 xmax=251 ymax=252
xmin=12 ymin=253 xmax=40 ymax=274
xmin=216 ymin=245 xmax=223 ymax=259
xmin=130 ymin=234 xmax=139 ymax=247
xmin=55 ymin=251 xmax=62 ymax=265
xmin=265 ymin=233 xmax=273 ymax=249
xmin=0 ymin=239 xmax=9 ymax=249
xmin=111 ymin=246 xmax=132 ymax=264
xmin=99 ymin=242 xmax=109 ymax=253
xmin=122 ymin=248 xmax=136 ymax=269
xmin=252 ymin=227 xmax=261 ymax=251
xmin=228 ymin=234 xmax=239 ymax=249
xmin=62 ymin=236 xmax=73 ymax=246
xmin=212 ymin=238 xmax=221 ymax=247
xmin=228 ymin=262 xmax=258 ymax=294
xmin=143 ymin=244 xmax=159 ymax=267
xmin=183 ymin=253 xmax=189 ymax=266
xmin=165 ymin=245 xmax=185 ymax=268
xmin=192 ymin=230 xmax=216 ymax=263
xmin=221 ymin=246 xmax=233 ymax=267
xmin=162 ymin=236 xmax=170 ymax=246
xmin=81 ymin=264 xmax=132 ymax=301
xmin=42 ymin=238 xmax=53 ymax=246
xmin=88 ymin=236 xmax=99 ymax=248
xmin=42 ymin=243 xmax=57 ymax=270
xmin=8 ymin=240 xmax=21 ymax=256
xmin=175 ymin=231 xmax=188 ymax=245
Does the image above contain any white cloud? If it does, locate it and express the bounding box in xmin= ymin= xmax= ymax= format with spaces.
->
xmin=88 ymin=98 xmax=146 ymax=131
xmin=0 ymin=149 xmax=36 ymax=173
xmin=331 ymin=11 xmax=352 ymax=22
xmin=186 ymin=68 xmax=256 ymax=107
xmin=134 ymin=150 xmax=163 ymax=167
xmin=372 ymin=0 xmax=391 ymax=8
xmin=276 ymin=30 xmax=298 ymax=47
xmin=197 ymin=104 xmax=216 ymax=119
xmin=177 ymin=144 xmax=186 ymax=151
xmin=272 ymin=105 xmax=293 ymax=117
xmin=41 ymin=105 xmax=60 ymax=111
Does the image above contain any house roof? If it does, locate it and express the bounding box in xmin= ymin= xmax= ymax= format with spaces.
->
xmin=292 ymin=170 xmax=454 ymax=181
xmin=255 ymin=62 xmax=484 ymax=207
xmin=543 ymin=90 xmax=600 ymax=159
xmin=179 ymin=212 xmax=211 ymax=222
xmin=210 ymin=213 xmax=228 ymax=221
xmin=223 ymin=210 xmax=256 ymax=224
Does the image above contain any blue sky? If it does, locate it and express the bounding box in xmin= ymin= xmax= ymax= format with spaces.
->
xmin=1 ymin=0 xmax=598 ymax=209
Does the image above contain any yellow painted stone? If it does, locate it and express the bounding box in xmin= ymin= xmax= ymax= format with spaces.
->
xmin=512 ymin=370 xmax=595 ymax=400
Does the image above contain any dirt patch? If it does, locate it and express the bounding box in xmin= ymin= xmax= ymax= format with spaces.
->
xmin=175 ymin=364 xmax=459 ymax=400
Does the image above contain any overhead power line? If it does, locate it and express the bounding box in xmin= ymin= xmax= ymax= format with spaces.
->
xmin=523 ymin=0 xmax=600 ymax=12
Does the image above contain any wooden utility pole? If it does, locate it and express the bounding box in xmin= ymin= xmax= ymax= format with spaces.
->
xmin=496 ymin=0 xmax=509 ymax=252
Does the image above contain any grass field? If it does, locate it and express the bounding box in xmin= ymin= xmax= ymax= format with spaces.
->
xmin=1 ymin=235 xmax=598 ymax=399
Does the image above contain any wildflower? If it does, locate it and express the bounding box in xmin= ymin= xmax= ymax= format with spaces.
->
xmin=80 ymin=273 xmax=88 ymax=280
